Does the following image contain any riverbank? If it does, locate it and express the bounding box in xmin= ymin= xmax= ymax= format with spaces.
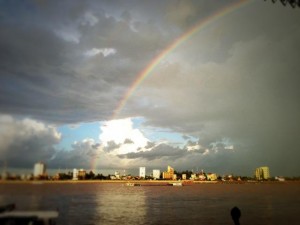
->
xmin=0 ymin=180 xmax=299 ymax=184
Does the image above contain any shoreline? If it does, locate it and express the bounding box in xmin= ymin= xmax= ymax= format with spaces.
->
xmin=0 ymin=180 xmax=299 ymax=185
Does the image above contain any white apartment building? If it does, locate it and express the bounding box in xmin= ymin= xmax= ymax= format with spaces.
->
xmin=139 ymin=167 xmax=146 ymax=178
xmin=33 ymin=162 xmax=46 ymax=178
xmin=73 ymin=168 xmax=78 ymax=180
xmin=152 ymin=169 xmax=160 ymax=179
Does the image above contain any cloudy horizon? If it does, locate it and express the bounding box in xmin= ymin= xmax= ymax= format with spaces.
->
xmin=1 ymin=0 xmax=299 ymax=176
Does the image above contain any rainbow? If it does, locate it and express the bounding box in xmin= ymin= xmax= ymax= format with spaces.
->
xmin=111 ymin=0 xmax=252 ymax=119
xmin=90 ymin=0 xmax=251 ymax=171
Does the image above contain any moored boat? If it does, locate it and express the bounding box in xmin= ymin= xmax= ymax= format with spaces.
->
xmin=168 ymin=182 xmax=183 ymax=186
xmin=182 ymin=180 xmax=194 ymax=185
xmin=0 ymin=204 xmax=59 ymax=225
xmin=125 ymin=182 xmax=141 ymax=186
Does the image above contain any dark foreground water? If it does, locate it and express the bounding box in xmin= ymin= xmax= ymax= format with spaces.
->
xmin=0 ymin=182 xmax=299 ymax=225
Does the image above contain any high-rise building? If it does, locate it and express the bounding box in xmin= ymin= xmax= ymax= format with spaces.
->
xmin=139 ymin=167 xmax=146 ymax=178
xmin=153 ymin=169 xmax=160 ymax=179
xmin=33 ymin=162 xmax=46 ymax=178
xmin=255 ymin=166 xmax=270 ymax=180
xmin=163 ymin=165 xmax=174 ymax=180
xmin=73 ymin=168 xmax=78 ymax=180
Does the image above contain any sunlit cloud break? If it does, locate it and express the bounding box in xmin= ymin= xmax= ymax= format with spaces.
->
xmin=99 ymin=118 xmax=149 ymax=155
xmin=84 ymin=48 xmax=117 ymax=57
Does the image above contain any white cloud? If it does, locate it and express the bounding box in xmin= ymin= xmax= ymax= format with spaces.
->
xmin=84 ymin=48 xmax=117 ymax=57
xmin=203 ymin=149 xmax=210 ymax=155
xmin=225 ymin=145 xmax=234 ymax=150
xmin=54 ymin=29 xmax=81 ymax=43
xmin=99 ymin=118 xmax=149 ymax=155
xmin=80 ymin=12 xmax=99 ymax=26
xmin=186 ymin=143 xmax=201 ymax=151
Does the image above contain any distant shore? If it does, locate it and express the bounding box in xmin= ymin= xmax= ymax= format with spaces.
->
xmin=0 ymin=180 xmax=299 ymax=185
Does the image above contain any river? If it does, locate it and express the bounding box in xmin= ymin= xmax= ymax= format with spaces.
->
xmin=0 ymin=182 xmax=299 ymax=225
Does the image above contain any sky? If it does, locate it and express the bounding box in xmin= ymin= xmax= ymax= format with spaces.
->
xmin=0 ymin=0 xmax=299 ymax=176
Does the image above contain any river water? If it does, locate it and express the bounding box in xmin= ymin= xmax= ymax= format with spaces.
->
xmin=0 ymin=182 xmax=299 ymax=225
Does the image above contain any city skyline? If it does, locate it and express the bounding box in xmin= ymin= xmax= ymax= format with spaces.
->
xmin=2 ymin=162 xmax=275 ymax=180
xmin=0 ymin=1 xmax=300 ymax=176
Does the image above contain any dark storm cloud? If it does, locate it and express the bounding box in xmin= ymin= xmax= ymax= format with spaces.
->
xmin=118 ymin=2 xmax=300 ymax=176
xmin=0 ymin=115 xmax=60 ymax=168
xmin=182 ymin=135 xmax=191 ymax=140
xmin=138 ymin=35 xmax=299 ymax=175
xmin=0 ymin=17 xmax=118 ymax=123
xmin=103 ymin=141 xmax=121 ymax=152
xmin=145 ymin=141 xmax=155 ymax=149
xmin=118 ymin=139 xmax=224 ymax=161
xmin=51 ymin=139 xmax=126 ymax=169
xmin=0 ymin=0 xmax=241 ymax=124
xmin=116 ymin=139 xmax=239 ymax=174
xmin=51 ymin=139 xmax=99 ymax=169
xmin=123 ymin=138 xmax=134 ymax=144
xmin=118 ymin=144 xmax=186 ymax=160
xmin=0 ymin=115 xmax=120 ymax=169
xmin=0 ymin=0 xmax=173 ymax=124
xmin=1 ymin=1 xmax=300 ymax=176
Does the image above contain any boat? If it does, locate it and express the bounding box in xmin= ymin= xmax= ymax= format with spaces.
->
xmin=125 ymin=182 xmax=141 ymax=186
xmin=168 ymin=182 xmax=183 ymax=186
xmin=0 ymin=204 xmax=59 ymax=225
xmin=182 ymin=180 xmax=194 ymax=186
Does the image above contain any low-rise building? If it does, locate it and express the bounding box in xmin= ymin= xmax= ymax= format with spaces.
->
xmin=78 ymin=169 xmax=86 ymax=179
xmin=172 ymin=174 xmax=177 ymax=180
xmin=110 ymin=175 xmax=117 ymax=180
xmin=153 ymin=170 xmax=160 ymax=179
xmin=190 ymin=174 xmax=197 ymax=180
xmin=206 ymin=173 xmax=217 ymax=181
xmin=1 ymin=172 xmax=9 ymax=180
xmin=115 ymin=171 xmax=120 ymax=179
xmin=198 ymin=174 xmax=206 ymax=181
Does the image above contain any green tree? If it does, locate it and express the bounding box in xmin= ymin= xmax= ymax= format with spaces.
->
xmin=86 ymin=171 xmax=95 ymax=180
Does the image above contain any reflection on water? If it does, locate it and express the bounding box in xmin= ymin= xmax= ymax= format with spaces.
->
xmin=96 ymin=185 xmax=146 ymax=224
xmin=0 ymin=183 xmax=299 ymax=225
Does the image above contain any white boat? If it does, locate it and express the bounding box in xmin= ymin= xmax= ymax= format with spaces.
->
xmin=168 ymin=182 xmax=183 ymax=186
xmin=0 ymin=204 xmax=59 ymax=225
